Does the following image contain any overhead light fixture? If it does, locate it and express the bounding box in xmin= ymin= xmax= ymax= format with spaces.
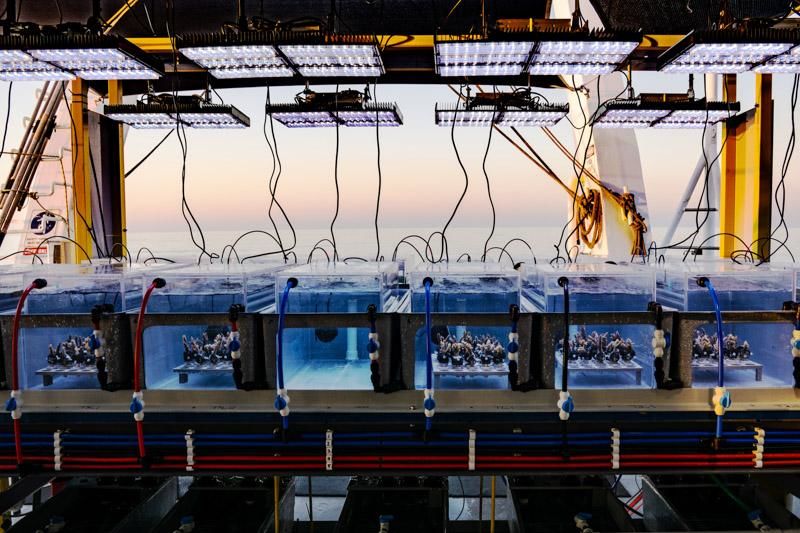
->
xmin=0 ymin=33 xmax=162 ymax=81
xmin=434 ymin=27 xmax=640 ymax=78
xmin=593 ymin=95 xmax=740 ymax=129
xmin=181 ymin=33 xmax=293 ymax=79
xmin=180 ymin=32 xmax=384 ymax=79
xmin=279 ymin=42 xmax=384 ymax=77
xmin=435 ymin=88 xmax=568 ymax=127
xmin=104 ymin=95 xmax=250 ymax=129
xmin=659 ymin=28 xmax=800 ymax=74
xmin=265 ymin=86 xmax=402 ymax=127
xmin=526 ymin=29 xmax=641 ymax=75
xmin=434 ymin=39 xmax=533 ymax=77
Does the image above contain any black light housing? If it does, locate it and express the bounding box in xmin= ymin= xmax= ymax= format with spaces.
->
xmin=104 ymin=96 xmax=251 ymax=129
xmin=593 ymin=95 xmax=741 ymax=129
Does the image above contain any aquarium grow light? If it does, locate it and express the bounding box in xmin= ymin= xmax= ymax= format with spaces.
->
xmin=525 ymin=29 xmax=641 ymax=75
xmin=593 ymin=97 xmax=740 ymax=129
xmin=0 ymin=34 xmax=162 ymax=81
xmin=180 ymin=32 xmax=383 ymax=79
xmin=434 ymin=39 xmax=533 ymax=77
xmin=435 ymin=88 xmax=568 ymax=127
xmin=104 ymin=98 xmax=250 ymax=129
xmin=659 ymin=28 xmax=800 ymax=74
xmin=266 ymin=86 xmax=402 ymax=127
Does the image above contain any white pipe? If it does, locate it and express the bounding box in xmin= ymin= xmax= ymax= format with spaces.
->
xmin=661 ymin=153 xmax=707 ymax=246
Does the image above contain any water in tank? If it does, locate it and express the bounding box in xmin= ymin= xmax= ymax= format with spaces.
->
xmin=657 ymin=262 xmax=795 ymax=388
xmin=141 ymin=263 xmax=286 ymax=390
xmin=147 ymin=263 xmax=286 ymax=313
xmin=14 ymin=264 xmax=145 ymax=390
xmin=275 ymin=262 xmax=407 ymax=390
xmin=0 ymin=265 xmax=30 ymax=314
xmin=408 ymin=263 xmax=520 ymax=390
xmin=527 ymin=263 xmax=658 ymax=390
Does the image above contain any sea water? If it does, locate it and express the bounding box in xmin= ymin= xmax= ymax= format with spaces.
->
xmin=18 ymin=326 xmax=98 ymax=390
xmin=276 ymin=262 xmax=405 ymax=390
xmin=408 ymin=263 xmax=520 ymax=313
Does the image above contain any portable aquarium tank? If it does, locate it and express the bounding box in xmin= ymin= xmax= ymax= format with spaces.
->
xmin=657 ymin=262 xmax=795 ymax=388
xmin=139 ymin=263 xmax=286 ymax=390
xmin=272 ymin=261 xmax=406 ymax=390
xmin=0 ymin=264 xmax=142 ymax=390
xmin=407 ymin=263 xmax=521 ymax=390
xmin=525 ymin=262 xmax=658 ymax=390
xmin=0 ymin=264 xmax=30 ymax=313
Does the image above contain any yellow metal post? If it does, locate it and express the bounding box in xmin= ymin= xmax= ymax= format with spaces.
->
xmin=108 ymin=80 xmax=127 ymax=251
xmin=720 ymin=74 xmax=774 ymax=258
xmin=70 ymin=79 xmax=93 ymax=262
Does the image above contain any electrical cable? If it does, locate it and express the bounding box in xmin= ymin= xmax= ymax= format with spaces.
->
xmin=329 ymin=85 xmax=341 ymax=261
xmin=124 ymin=129 xmax=174 ymax=178
xmin=480 ymin=113 xmax=496 ymax=261
xmin=374 ymin=81 xmax=383 ymax=261
xmin=0 ymin=82 xmax=11 ymax=164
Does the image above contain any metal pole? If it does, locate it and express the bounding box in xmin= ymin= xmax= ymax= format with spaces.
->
xmin=478 ymin=475 xmax=484 ymax=533
xmin=490 ymin=476 xmax=496 ymax=533
xmin=702 ymin=73 xmax=720 ymax=248
xmin=661 ymin=152 xmax=706 ymax=246
xmin=273 ymin=476 xmax=280 ymax=533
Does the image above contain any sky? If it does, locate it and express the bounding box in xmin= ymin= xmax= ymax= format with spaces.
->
xmin=0 ymin=51 xmax=798 ymax=260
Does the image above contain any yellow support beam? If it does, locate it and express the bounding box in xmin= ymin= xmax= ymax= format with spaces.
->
xmin=70 ymin=79 xmax=93 ymax=263
xmin=720 ymin=74 xmax=774 ymax=258
xmin=108 ymin=80 xmax=127 ymax=252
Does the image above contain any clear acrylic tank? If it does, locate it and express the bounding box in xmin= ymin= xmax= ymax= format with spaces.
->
xmin=526 ymin=263 xmax=658 ymax=390
xmin=522 ymin=263 xmax=655 ymax=313
xmin=407 ymin=263 xmax=520 ymax=390
xmin=0 ymin=265 xmax=30 ymax=313
xmin=274 ymin=262 xmax=406 ymax=390
xmin=12 ymin=264 xmax=143 ymax=390
xmin=147 ymin=263 xmax=286 ymax=313
xmin=141 ymin=263 xmax=285 ymax=390
xmin=657 ymin=262 xmax=795 ymax=389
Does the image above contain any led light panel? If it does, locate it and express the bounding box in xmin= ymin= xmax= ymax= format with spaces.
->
xmin=659 ymin=29 xmax=800 ymax=74
xmin=527 ymin=34 xmax=639 ymax=75
xmin=181 ymin=44 xmax=293 ymax=78
xmin=104 ymin=102 xmax=250 ymax=129
xmin=266 ymin=102 xmax=403 ymax=128
xmin=435 ymin=104 xmax=568 ymax=127
xmin=594 ymin=98 xmax=740 ymax=129
xmin=434 ymin=41 xmax=532 ymax=77
xmin=27 ymin=40 xmax=161 ymax=80
xmin=279 ymin=44 xmax=384 ymax=77
xmin=0 ymin=46 xmax=73 ymax=81
xmin=755 ymin=44 xmax=800 ymax=73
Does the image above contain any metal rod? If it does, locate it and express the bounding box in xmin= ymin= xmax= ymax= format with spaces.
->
xmin=308 ymin=476 xmax=314 ymax=533
xmin=490 ymin=476 xmax=496 ymax=533
xmin=661 ymin=150 xmax=707 ymax=246
xmin=479 ymin=475 xmax=484 ymax=533
xmin=274 ymin=476 xmax=280 ymax=533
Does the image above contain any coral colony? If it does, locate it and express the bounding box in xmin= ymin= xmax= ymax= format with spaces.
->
xmin=435 ymin=331 xmax=506 ymax=367
xmin=182 ymin=331 xmax=235 ymax=366
xmin=558 ymin=327 xmax=636 ymax=364
xmin=692 ymin=329 xmax=752 ymax=360
xmin=47 ymin=336 xmax=96 ymax=367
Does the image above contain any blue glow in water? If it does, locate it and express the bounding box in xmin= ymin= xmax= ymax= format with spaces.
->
xmin=554 ymin=324 xmax=655 ymax=389
xmin=147 ymin=293 xmax=261 ymax=314
xmin=19 ymin=327 xmax=98 ymax=390
xmin=410 ymin=291 xmax=518 ymax=313
xmin=285 ymin=290 xmax=382 ymax=314
xmin=282 ymin=327 xmax=373 ymax=390
xmin=143 ymin=325 xmax=236 ymax=390
xmin=26 ymin=291 xmax=124 ymax=314
xmin=691 ymin=322 xmax=793 ymax=388
xmin=540 ymin=292 xmax=652 ymax=313
xmin=685 ymin=290 xmax=788 ymax=312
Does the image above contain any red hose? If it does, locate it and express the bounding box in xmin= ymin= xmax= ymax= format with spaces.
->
xmin=620 ymin=461 xmax=752 ymax=468
xmin=622 ymin=453 xmax=749 ymax=460
xmin=10 ymin=279 xmax=46 ymax=466
xmin=132 ymin=279 xmax=164 ymax=462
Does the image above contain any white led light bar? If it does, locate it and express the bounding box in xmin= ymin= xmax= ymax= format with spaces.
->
xmin=104 ymin=101 xmax=251 ymax=129
xmin=181 ymin=44 xmax=293 ymax=79
xmin=659 ymin=29 xmax=800 ymax=74
xmin=266 ymin=102 xmax=403 ymax=128
xmin=434 ymin=103 xmax=568 ymax=127
xmin=527 ymin=33 xmax=640 ymax=75
xmin=594 ymin=98 xmax=740 ymax=129
xmin=434 ymin=40 xmax=532 ymax=77
xmin=755 ymin=44 xmax=800 ymax=73
xmin=279 ymin=44 xmax=384 ymax=77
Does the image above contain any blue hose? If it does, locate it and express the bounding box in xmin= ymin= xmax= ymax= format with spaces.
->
xmin=276 ymin=278 xmax=297 ymax=430
xmin=699 ymin=277 xmax=726 ymax=439
xmin=423 ymin=277 xmax=434 ymax=431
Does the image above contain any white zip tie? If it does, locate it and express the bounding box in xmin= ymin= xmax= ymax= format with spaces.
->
xmin=53 ymin=430 xmax=62 ymax=472
xmin=185 ymin=430 xmax=195 ymax=472
xmin=468 ymin=430 xmax=476 ymax=471
xmin=611 ymin=428 xmax=620 ymax=470
xmin=325 ymin=429 xmax=334 ymax=471
xmin=652 ymin=329 xmax=667 ymax=358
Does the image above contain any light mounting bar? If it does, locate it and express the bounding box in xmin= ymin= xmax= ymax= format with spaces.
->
xmin=104 ymin=95 xmax=251 ymax=129
xmin=593 ymin=95 xmax=741 ymax=129
xmin=265 ymin=86 xmax=402 ymax=128
xmin=435 ymin=88 xmax=568 ymax=127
